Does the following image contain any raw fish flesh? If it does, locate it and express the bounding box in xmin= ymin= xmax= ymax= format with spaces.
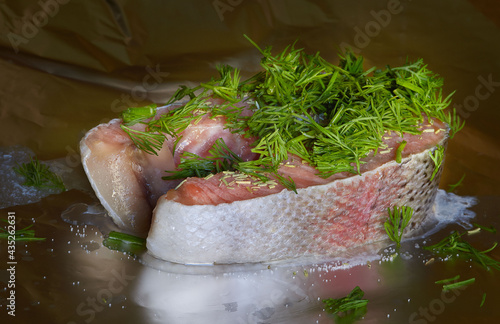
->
xmin=80 ymin=101 xmax=256 ymax=236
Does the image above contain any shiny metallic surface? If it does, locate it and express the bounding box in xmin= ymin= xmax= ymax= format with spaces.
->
xmin=1 ymin=1 xmax=499 ymax=323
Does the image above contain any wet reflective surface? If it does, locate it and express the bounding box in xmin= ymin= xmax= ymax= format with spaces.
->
xmin=1 ymin=173 xmax=497 ymax=323
xmin=1 ymin=0 xmax=500 ymax=323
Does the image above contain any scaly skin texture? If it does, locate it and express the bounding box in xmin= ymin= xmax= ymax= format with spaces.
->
xmin=147 ymin=134 xmax=447 ymax=264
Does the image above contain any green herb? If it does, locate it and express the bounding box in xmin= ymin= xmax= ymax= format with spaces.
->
xmin=424 ymin=231 xmax=500 ymax=271
xmin=165 ymin=85 xmax=201 ymax=105
xmin=439 ymin=106 xmax=465 ymax=139
xmin=429 ymin=145 xmax=445 ymax=181
xmin=121 ymin=104 xmax=157 ymax=125
xmin=395 ymin=140 xmax=407 ymax=163
xmin=480 ymin=293 xmax=486 ymax=307
xmin=119 ymin=37 xmax=461 ymax=188
xmin=447 ymin=174 xmax=465 ymax=192
xmin=442 ymin=277 xmax=475 ymax=291
xmin=14 ymin=157 xmax=65 ymax=191
xmin=163 ymin=138 xmax=242 ymax=179
xmin=120 ymin=125 xmax=165 ymax=156
xmin=434 ymin=275 xmax=461 ymax=284
xmin=102 ymin=231 xmax=146 ymax=255
xmin=384 ymin=206 xmax=414 ymax=247
xmin=0 ymin=219 xmax=46 ymax=241
xmin=164 ymin=138 xmax=298 ymax=192
xmin=472 ymin=223 xmax=497 ymax=234
xmin=323 ymin=286 xmax=368 ymax=322
xmin=200 ymin=64 xmax=242 ymax=103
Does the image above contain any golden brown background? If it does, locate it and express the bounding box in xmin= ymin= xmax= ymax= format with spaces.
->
xmin=1 ymin=1 xmax=499 ymax=323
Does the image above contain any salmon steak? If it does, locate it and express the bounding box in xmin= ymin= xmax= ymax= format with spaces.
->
xmin=148 ymin=124 xmax=448 ymax=264
xmin=80 ymin=41 xmax=462 ymax=264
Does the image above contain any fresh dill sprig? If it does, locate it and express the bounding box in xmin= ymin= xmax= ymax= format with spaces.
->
xmin=164 ymin=138 xmax=298 ymax=192
xmin=434 ymin=275 xmax=475 ymax=291
xmin=120 ymin=125 xmax=165 ymax=156
xmin=323 ymin=286 xmax=368 ymax=321
xmin=121 ymin=104 xmax=157 ymax=125
xmin=119 ymin=105 xmax=166 ymax=155
xmin=384 ymin=206 xmax=414 ymax=247
xmin=438 ymin=105 xmax=465 ymax=139
xmin=442 ymin=277 xmax=475 ymax=291
xmin=0 ymin=219 xmax=46 ymax=242
xmin=102 ymin=231 xmax=146 ymax=256
xmin=447 ymin=174 xmax=466 ymax=192
xmin=14 ymin=157 xmax=65 ymax=191
xmin=424 ymin=231 xmax=500 ymax=271
xmin=165 ymin=85 xmax=201 ymax=105
xmin=472 ymin=223 xmax=497 ymax=234
xmin=429 ymin=145 xmax=445 ymax=181
xmin=200 ymin=64 xmax=242 ymax=103
xmin=480 ymin=293 xmax=487 ymax=307
xmin=395 ymin=140 xmax=407 ymax=163
xmin=119 ymin=37 xmax=461 ymax=187
xmin=151 ymin=95 xmax=212 ymax=138
xmin=435 ymin=275 xmax=461 ymax=285
xmin=163 ymin=138 xmax=242 ymax=180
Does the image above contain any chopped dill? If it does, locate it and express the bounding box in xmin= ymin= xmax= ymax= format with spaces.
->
xmin=434 ymin=275 xmax=461 ymax=285
xmin=13 ymin=157 xmax=65 ymax=191
xmin=442 ymin=277 xmax=475 ymax=291
xmin=121 ymin=103 xmax=157 ymax=126
xmin=434 ymin=275 xmax=475 ymax=292
xmin=395 ymin=140 xmax=407 ymax=163
xmin=480 ymin=293 xmax=487 ymax=307
xmin=102 ymin=231 xmax=146 ymax=256
xmin=384 ymin=206 xmax=414 ymax=247
xmin=163 ymin=138 xmax=243 ymax=180
xmin=120 ymin=125 xmax=165 ymax=156
xmin=164 ymin=138 xmax=298 ymax=192
xmin=119 ymin=36 xmax=462 ymax=188
xmin=323 ymin=286 xmax=368 ymax=321
xmin=0 ymin=219 xmax=46 ymax=242
xmin=472 ymin=223 xmax=497 ymax=234
xmin=424 ymin=231 xmax=500 ymax=271
xmin=447 ymin=174 xmax=466 ymax=192
xmin=429 ymin=145 xmax=445 ymax=181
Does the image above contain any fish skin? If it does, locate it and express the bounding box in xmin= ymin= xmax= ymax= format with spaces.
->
xmin=147 ymin=126 xmax=448 ymax=264
xmin=81 ymin=100 xmax=449 ymax=263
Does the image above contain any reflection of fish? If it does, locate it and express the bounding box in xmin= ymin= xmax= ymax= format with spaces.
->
xmin=148 ymin=115 xmax=448 ymax=264
xmin=134 ymin=255 xmax=382 ymax=324
xmin=80 ymin=100 xmax=256 ymax=236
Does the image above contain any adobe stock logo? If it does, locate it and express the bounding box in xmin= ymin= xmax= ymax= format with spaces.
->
xmin=408 ymin=283 xmax=468 ymax=324
xmin=109 ymin=64 xmax=170 ymax=113
xmin=340 ymin=0 xmax=406 ymax=53
xmin=455 ymin=74 xmax=500 ymax=119
xmin=7 ymin=0 xmax=70 ymax=53
xmin=67 ymin=268 xmax=135 ymax=324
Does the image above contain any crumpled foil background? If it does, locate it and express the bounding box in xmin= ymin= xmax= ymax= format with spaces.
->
xmin=1 ymin=1 xmax=499 ymax=323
